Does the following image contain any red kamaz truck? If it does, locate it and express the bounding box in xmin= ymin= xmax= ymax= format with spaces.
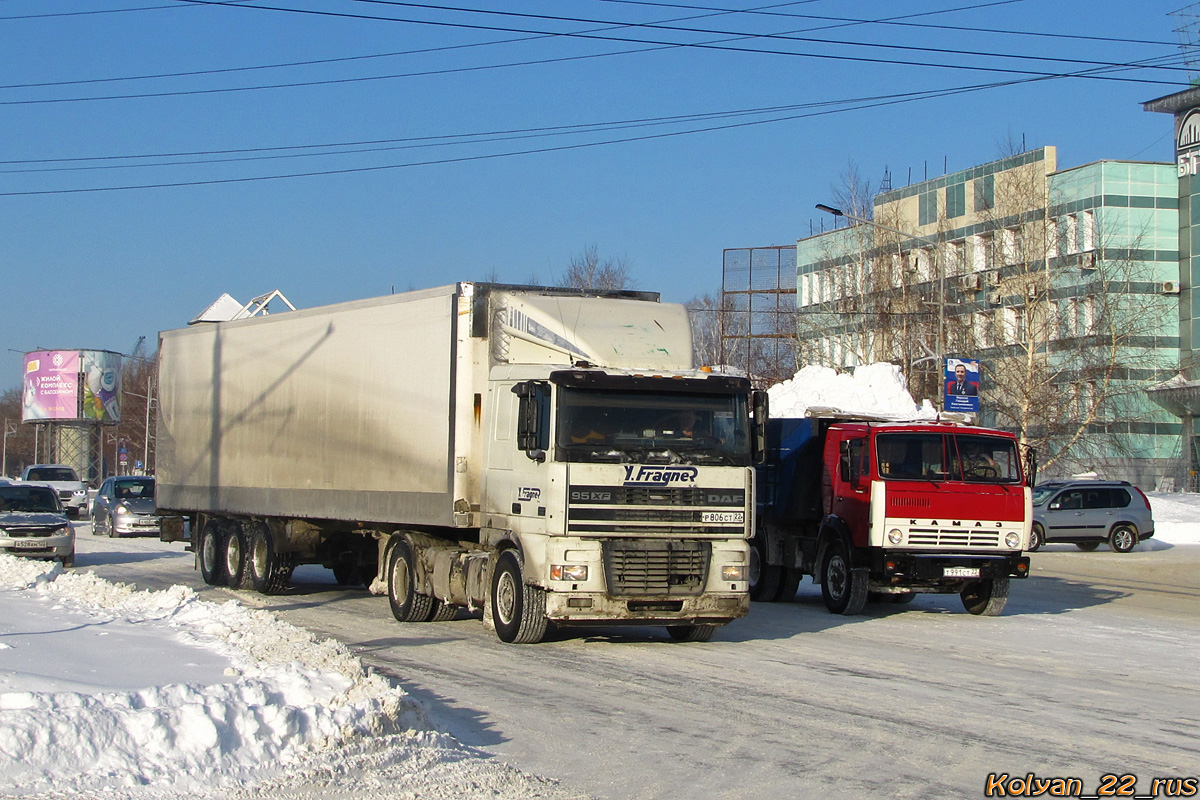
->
xmin=752 ymin=414 xmax=1033 ymax=615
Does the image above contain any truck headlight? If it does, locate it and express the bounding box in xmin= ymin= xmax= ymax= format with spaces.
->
xmin=1005 ymin=532 xmax=1021 ymax=549
xmin=888 ymin=528 xmax=904 ymax=545
xmin=721 ymin=565 xmax=746 ymax=581
xmin=550 ymin=564 xmax=588 ymax=581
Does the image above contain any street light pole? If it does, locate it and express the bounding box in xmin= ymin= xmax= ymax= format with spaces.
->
xmin=816 ymin=203 xmax=946 ymax=406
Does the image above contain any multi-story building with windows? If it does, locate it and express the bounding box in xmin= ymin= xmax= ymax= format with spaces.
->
xmin=791 ymin=147 xmax=1181 ymax=486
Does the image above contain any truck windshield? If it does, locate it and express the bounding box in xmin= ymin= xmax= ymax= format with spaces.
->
xmin=555 ymin=387 xmax=752 ymax=466
xmin=876 ymin=432 xmax=1021 ymax=483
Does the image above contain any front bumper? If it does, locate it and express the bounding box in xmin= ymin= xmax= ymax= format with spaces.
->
xmin=0 ymin=530 xmax=74 ymax=561
xmin=112 ymin=513 xmax=163 ymax=536
xmin=544 ymin=591 xmax=749 ymax=626
xmin=870 ymin=551 xmax=1029 ymax=591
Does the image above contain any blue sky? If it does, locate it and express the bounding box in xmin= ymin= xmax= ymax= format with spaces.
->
xmin=0 ymin=0 xmax=1192 ymax=390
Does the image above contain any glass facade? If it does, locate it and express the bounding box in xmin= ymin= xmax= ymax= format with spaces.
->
xmin=791 ymin=148 xmax=1181 ymax=486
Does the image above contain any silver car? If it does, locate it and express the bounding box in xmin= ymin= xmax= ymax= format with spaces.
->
xmin=0 ymin=481 xmax=75 ymax=567
xmin=1030 ymin=480 xmax=1154 ymax=553
xmin=91 ymin=476 xmax=159 ymax=538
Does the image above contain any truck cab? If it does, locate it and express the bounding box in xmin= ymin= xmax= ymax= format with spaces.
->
xmin=755 ymin=417 xmax=1032 ymax=616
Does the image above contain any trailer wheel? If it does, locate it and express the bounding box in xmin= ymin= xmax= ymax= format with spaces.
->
xmin=246 ymin=523 xmax=292 ymax=595
xmin=491 ymin=550 xmax=548 ymax=644
xmin=1028 ymin=523 xmax=1044 ymax=552
xmin=388 ymin=540 xmax=435 ymax=623
xmin=961 ymin=576 xmax=1009 ymax=616
xmin=223 ymin=526 xmax=248 ymax=589
xmin=198 ymin=521 xmax=226 ymax=586
xmin=748 ymin=535 xmax=781 ymax=601
xmin=820 ymin=540 xmax=867 ymax=615
xmin=666 ymin=625 xmax=717 ymax=642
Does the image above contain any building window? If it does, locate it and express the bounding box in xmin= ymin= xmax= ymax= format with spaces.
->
xmin=1080 ymin=210 xmax=1095 ymax=251
xmin=945 ymin=240 xmax=965 ymax=275
xmin=946 ymin=182 xmax=966 ymax=218
xmin=919 ymin=190 xmax=938 ymax=226
xmin=974 ymin=175 xmax=994 ymax=212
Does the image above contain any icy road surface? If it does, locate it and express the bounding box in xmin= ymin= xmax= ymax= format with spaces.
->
xmin=15 ymin=500 xmax=1196 ymax=800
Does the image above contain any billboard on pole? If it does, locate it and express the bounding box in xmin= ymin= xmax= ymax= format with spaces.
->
xmin=22 ymin=350 xmax=121 ymax=423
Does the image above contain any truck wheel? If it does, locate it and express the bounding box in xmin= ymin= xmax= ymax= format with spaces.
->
xmin=820 ymin=541 xmax=867 ymax=615
xmin=773 ymin=568 xmax=803 ymax=603
xmin=1109 ymin=524 xmax=1137 ymax=553
xmin=246 ymin=523 xmax=292 ymax=595
xmin=332 ymin=564 xmax=362 ymax=587
xmin=961 ymin=576 xmax=1009 ymax=616
xmin=748 ymin=536 xmax=781 ymax=601
xmin=223 ymin=526 xmax=248 ymax=589
xmin=388 ymin=540 xmax=435 ymax=623
xmin=198 ymin=521 xmax=226 ymax=586
xmin=429 ymin=600 xmax=459 ymax=622
xmin=1028 ymin=523 xmax=1044 ymax=552
xmin=667 ymin=625 xmax=717 ymax=642
xmin=491 ymin=550 xmax=548 ymax=644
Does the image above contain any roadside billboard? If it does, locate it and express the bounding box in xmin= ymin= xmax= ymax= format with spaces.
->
xmin=944 ymin=358 xmax=981 ymax=414
xmin=22 ymin=350 xmax=121 ymax=423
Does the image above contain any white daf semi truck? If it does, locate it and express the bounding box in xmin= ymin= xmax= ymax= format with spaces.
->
xmin=157 ymin=283 xmax=765 ymax=643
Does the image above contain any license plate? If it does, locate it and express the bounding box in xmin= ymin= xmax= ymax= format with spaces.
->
xmin=12 ymin=539 xmax=46 ymax=549
xmin=944 ymin=566 xmax=980 ymax=578
xmin=702 ymin=511 xmax=744 ymax=524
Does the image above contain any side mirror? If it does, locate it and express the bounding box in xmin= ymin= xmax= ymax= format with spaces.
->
xmin=751 ymin=390 xmax=769 ymax=464
xmin=514 ymin=381 xmax=550 ymax=460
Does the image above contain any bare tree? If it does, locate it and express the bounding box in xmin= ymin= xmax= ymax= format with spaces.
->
xmin=561 ymin=245 xmax=635 ymax=291
xmin=942 ymin=153 xmax=1177 ymax=475
xmin=0 ymin=388 xmax=35 ymax=478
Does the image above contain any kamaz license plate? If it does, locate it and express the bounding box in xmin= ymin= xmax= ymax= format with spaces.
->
xmin=702 ymin=511 xmax=744 ymax=524
xmin=943 ymin=566 xmax=980 ymax=578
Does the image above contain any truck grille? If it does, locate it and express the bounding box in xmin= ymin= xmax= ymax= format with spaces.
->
xmin=568 ymin=484 xmax=745 ymax=535
xmin=907 ymin=529 xmax=1001 ymax=548
xmin=603 ymin=539 xmax=710 ymax=597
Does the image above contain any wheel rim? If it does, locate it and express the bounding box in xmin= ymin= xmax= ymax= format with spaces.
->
xmin=251 ymin=535 xmax=268 ymax=578
xmin=495 ymin=569 xmax=518 ymax=626
xmin=827 ymin=554 xmax=848 ymax=600
xmin=1031 ymin=525 xmax=1043 ymax=549
xmin=1114 ymin=527 xmax=1134 ymax=550
xmin=201 ymin=530 xmax=219 ymax=573
xmin=391 ymin=551 xmax=411 ymax=605
xmin=225 ymin=535 xmax=241 ymax=575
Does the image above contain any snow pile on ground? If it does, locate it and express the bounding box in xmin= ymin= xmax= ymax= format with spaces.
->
xmin=767 ymin=363 xmax=937 ymax=420
xmin=1145 ymin=491 xmax=1200 ymax=547
xmin=0 ymin=556 xmax=432 ymax=798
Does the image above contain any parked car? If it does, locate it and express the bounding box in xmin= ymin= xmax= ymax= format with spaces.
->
xmin=91 ymin=476 xmax=159 ymax=538
xmin=19 ymin=464 xmax=88 ymax=518
xmin=1030 ymin=480 xmax=1154 ymax=553
xmin=0 ymin=480 xmax=74 ymax=567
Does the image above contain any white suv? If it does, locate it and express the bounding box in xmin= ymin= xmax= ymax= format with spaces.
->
xmin=20 ymin=464 xmax=88 ymax=518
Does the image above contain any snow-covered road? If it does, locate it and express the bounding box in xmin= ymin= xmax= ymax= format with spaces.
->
xmin=2 ymin=492 xmax=1199 ymax=799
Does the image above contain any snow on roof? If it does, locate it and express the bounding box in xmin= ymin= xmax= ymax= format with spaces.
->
xmin=766 ymin=363 xmax=937 ymax=421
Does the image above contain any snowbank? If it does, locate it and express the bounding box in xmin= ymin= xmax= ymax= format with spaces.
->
xmin=0 ymin=556 xmax=426 ymax=798
xmin=767 ymin=363 xmax=936 ymax=420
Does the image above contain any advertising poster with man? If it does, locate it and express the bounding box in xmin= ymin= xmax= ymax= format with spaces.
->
xmin=944 ymin=358 xmax=981 ymax=413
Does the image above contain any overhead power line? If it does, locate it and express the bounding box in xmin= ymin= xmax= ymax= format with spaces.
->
xmin=0 ymin=0 xmax=1187 ymax=106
